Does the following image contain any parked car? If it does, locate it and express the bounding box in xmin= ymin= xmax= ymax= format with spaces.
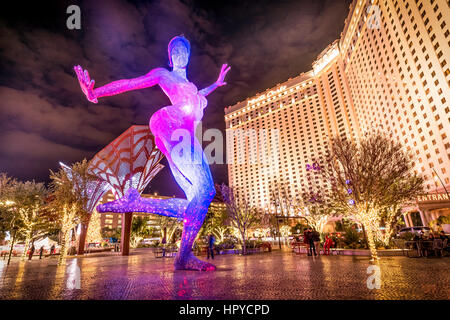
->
xmin=397 ymin=226 xmax=431 ymax=237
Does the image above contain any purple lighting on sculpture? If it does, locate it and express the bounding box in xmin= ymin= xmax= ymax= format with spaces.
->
xmin=75 ymin=35 xmax=230 ymax=271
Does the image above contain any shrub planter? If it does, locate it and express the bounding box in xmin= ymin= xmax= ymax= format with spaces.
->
xmin=219 ymin=249 xmax=240 ymax=255
xmin=332 ymin=248 xmax=410 ymax=256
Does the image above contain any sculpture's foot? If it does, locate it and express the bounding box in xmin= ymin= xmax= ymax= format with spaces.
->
xmin=96 ymin=188 xmax=141 ymax=213
xmin=174 ymin=252 xmax=216 ymax=271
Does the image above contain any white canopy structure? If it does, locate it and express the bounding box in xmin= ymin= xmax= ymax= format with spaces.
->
xmin=33 ymin=237 xmax=58 ymax=250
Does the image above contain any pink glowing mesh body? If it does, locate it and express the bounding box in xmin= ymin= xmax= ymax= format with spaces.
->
xmin=75 ymin=36 xmax=230 ymax=271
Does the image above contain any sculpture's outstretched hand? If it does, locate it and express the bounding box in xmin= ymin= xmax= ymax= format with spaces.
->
xmin=74 ymin=65 xmax=98 ymax=103
xmin=216 ymin=63 xmax=231 ymax=86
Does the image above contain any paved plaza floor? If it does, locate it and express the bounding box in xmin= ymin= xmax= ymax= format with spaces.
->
xmin=0 ymin=249 xmax=448 ymax=300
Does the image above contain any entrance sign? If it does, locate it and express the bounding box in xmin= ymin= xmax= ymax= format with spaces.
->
xmin=416 ymin=193 xmax=450 ymax=203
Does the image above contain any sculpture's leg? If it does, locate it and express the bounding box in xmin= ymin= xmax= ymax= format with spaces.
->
xmin=174 ymin=192 xmax=216 ymax=271
xmin=96 ymin=188 xmax=187 ymax=218
xmin=171 ymin=157 xmax=217 ymax=271
xmin=150 ymin=114 xmax=216 ymax=271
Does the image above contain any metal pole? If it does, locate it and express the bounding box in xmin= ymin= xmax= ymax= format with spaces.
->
xmin=432 ymin=168 xmax=449 ymax=197
xmin=276 ymin=216 xmax=281 ymax=250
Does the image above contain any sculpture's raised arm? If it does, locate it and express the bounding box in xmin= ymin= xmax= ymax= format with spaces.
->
xmin=74 ymin=65 xmax=164 ymax=103
xmin=199 ymin=63 xmax=230 ymax=97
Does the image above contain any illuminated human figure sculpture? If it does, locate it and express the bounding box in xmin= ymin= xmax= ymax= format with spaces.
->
xmin=74 ymin=36 xmax=230 ymax=271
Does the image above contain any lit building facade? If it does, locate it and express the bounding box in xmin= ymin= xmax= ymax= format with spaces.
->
xmin=225 ymin=47 xmax=360 ymax=210
xmin=225 ymin=0 xmax=450 ymax=224
xmin=341 ymin=0 xmax=450 ymax=193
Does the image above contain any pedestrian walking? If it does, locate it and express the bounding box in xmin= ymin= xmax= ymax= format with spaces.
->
xmin=50 ymin=244 xmax=55 ymax=256
xmin=28 ymin=243 xmax=35 ymax=260
xmin=312 ymin=229 xmax=321 ymax=255
xmin=207 ymin=234 xmax=215 ymax=259
xmin=39 ymin=246 xmax=44 ymax=259
xmin=308 ymin=228 xmax=317 ymax=256
xmin=303 ymin=228 xmax=310 ymax=254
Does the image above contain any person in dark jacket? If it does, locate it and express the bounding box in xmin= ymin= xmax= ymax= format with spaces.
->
xmin=303 ymin=228 xmax=310 ymax=254
xmin=207 ymin=234 xmax=215 ymax=259
xmin=312 ymin=229 xmax=321 ymax=255
xmin=308 ymin=228 xmax=317 ymax=256
xmin=28 ymin=244 xmax=35 ymax=260
xmin=39 ymin=246 xmax=44 ymax=259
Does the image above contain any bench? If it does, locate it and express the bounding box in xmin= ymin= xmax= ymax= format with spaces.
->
xmin=292 ymin=242 xmax=308 ymax=254
xmin=154 ymin=246 xmax=178 ymax=258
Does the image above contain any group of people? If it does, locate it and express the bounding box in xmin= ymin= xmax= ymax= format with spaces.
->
xmin=412 ymin=230 xmax=449 ymax=257
xmin=302 ymin=228 xmax=334 ymax=256
xmin=27 ymin=243 xmax=56 ymax=261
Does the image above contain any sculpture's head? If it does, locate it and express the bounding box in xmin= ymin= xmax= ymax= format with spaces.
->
xmin=168 ymin=35 xmax=190 ymax=69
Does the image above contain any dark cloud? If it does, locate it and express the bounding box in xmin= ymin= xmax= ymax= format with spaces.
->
xmin=0 ymin=0 xmax=351 ymax=195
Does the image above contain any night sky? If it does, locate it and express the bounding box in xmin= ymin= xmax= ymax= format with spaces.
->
xmin=0 ymin=0 xmax=351 ymax=197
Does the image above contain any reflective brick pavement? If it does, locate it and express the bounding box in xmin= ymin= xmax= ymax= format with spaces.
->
xmin=0 ymin=249 xmax=448 ymax=299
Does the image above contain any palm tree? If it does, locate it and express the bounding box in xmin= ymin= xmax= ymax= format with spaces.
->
xmin=49 ymin=163 xmax=90 ymax=265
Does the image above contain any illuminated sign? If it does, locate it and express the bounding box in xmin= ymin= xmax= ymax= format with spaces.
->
xmin=416 ymin=193 xmax=450 ymax=203
xmin=247 ymin=85 xmax=287 ymax=106
xmin=312 ymin=44 xmax=339 ymax=75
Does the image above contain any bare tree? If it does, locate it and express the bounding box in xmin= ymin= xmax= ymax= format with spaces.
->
xmin=269 ymin=180 xmax=298 ymax=216
xmin=12 ymin=181 xmax=48 ymax=261
xmin=376 ymin=203 xmax=405 ymax=247
xmin=321 ymin=132 xmax=423 ymax=259
xmin=1 ymin=175 xmax=56 ymax=263
xmin=269 ymin=177 xmax=332 ymax=236
xmin=299 ymin=161 xmax=333 ymax=234
xmin=1 ymin=179 xmax=48 ymax=261
xmin=268 ymin=180 xmax=299 ymax=247
xmin=220 ymin=184 xmax=260 ymax=255
xmin=157 ymin=216 xmax=182 ymax=244
xmin=202 ymin=204 xmax=230 ymax=243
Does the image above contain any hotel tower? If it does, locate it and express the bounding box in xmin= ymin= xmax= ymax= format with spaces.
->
xmin=224 ymin=0 xmax=450 ymax=224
